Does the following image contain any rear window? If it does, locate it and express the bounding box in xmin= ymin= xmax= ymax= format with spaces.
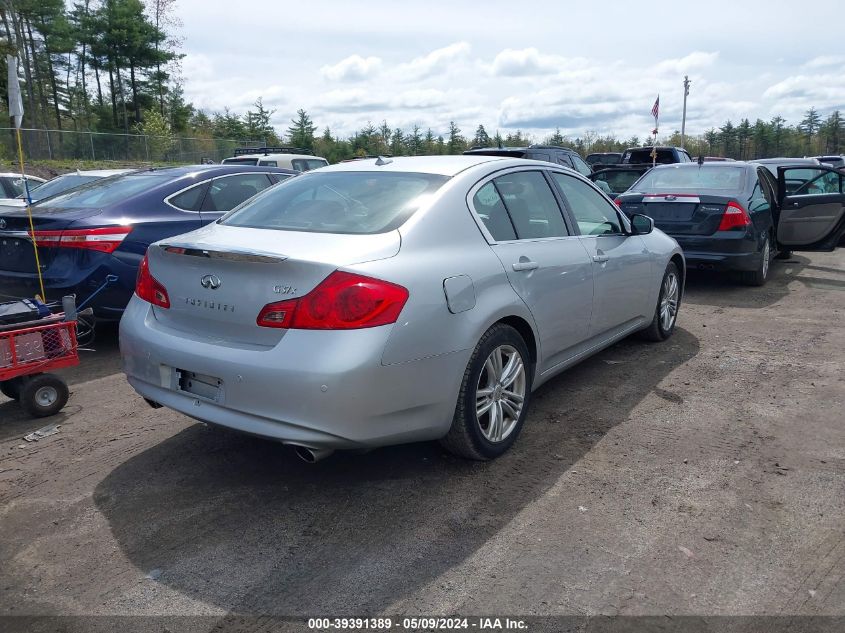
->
xmin=624 ymin=149 xmax=678 ymax=164
xmin=221 ymin=157 xmax=259 ymax=166
xmin=221 ymin=171 xmax=449 ymax=234
xmin=588 ymin=154 xmax=621 ymax=166
xmin=26 ymin=175 xmax=100 ymax=202
xmin=291 ymin=158 xmax=329 ymax=172
xmin=38 ymin=173 xmax=173 ymax=209
xmin=632 ymin=166 xmax=746 ymax=194
xmin=593 ymin=170 xmax=643 ymax=193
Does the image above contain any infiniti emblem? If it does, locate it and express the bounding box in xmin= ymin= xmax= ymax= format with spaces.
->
xmin=0 ymin=219 xmax=6 ymax=230
xmin=200 ymin=274 xmax=222 ymax=290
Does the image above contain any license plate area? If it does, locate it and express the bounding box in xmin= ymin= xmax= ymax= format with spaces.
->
xmin=176 ymin=369 xmax=222 ymax=402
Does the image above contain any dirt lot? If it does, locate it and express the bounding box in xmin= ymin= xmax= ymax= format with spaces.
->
xmin=1 ymin=251 xmax=843 ymax=624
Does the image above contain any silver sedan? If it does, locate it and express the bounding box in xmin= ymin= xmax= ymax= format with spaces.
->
xmin=120 ymin=156 xmax=684 ymax=461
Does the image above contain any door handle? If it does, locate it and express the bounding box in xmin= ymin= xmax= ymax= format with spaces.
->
xmin=512 ymin=260 xmax=539 ymax=272
xmin=592 ymin=254 xmax=609 ymax=263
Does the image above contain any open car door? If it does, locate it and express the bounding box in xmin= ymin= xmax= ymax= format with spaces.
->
xmin=777 ymin=165 xmax=845 ymax=251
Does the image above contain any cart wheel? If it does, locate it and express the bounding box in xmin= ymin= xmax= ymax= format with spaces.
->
xmin=1 ymin=377 xmax=24 ymax=401
xmin=20 ymin=374 xmax=69 ymax=418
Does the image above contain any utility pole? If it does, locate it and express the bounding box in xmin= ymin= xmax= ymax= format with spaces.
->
xmin=680 ymin=75 xmax=691 ymax=149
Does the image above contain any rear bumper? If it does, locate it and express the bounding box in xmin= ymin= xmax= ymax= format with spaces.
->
xmin=671 ymin=232 xmax=762 ymax=272
xmin=119 ymin=297 xmax=467 ymax=449
xmin=0 ymin=254 xmax=136 ymax=317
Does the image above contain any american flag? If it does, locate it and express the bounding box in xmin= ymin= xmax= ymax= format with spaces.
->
xmin=651 ymin=95 xmax=660 ymax=119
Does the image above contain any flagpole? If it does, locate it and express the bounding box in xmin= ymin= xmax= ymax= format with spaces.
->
xmin=15 ymin=127 xmax=46 ymax=302
xmin=7 ymin=54 xmax=46 ymax=302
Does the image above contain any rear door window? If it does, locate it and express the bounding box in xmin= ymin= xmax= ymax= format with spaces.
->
xmin=201 ymin=173 xmax=274 ymax=212
xmin=168 ymin=181 xmax=209 ymax=211
xmin=473 ymin=171 xmax=569 ymax=241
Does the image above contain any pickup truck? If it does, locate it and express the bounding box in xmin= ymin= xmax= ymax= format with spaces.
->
xmin=619 ymin=146 xmax=693 ymax=165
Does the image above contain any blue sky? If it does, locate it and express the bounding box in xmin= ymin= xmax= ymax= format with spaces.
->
xmin=175 ymin=0 xmax=844 ymax=140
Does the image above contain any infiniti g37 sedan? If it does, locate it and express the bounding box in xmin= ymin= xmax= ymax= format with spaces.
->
xmin=120 ymin=155 xmax=688 ymax=461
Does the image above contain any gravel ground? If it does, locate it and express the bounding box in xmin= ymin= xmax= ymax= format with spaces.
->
xmin=0 ymin=251 xmax=843 ymax=624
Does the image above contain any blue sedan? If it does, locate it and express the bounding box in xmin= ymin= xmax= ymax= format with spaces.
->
xmin=0 ymin=165 xmax=295 ymax=317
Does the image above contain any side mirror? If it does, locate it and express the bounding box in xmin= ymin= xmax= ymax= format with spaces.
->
xmin=630 ymin=213 xmax=654 ymax=235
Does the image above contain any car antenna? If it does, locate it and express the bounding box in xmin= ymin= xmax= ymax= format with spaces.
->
xmin=375 ymin=155 xmax=393 ymax=166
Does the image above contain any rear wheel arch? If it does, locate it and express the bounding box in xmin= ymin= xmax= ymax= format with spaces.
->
xmin=669 ymin=253 xmax=685 ymax=297
xmin=495 ymin=315 xmax=537 ymax=368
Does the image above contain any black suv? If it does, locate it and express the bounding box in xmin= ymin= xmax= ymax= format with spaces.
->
xmin=463 ymin=145 xmax=593 ymax=176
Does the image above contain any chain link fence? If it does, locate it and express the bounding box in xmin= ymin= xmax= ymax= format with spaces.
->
xmin=0 ymin=128 xmax=264 ymax=164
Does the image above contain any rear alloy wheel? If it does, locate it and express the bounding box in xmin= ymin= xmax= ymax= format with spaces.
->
xmin=742 ymin=234 xmax=771 ymax=286
xmin=639 ymin=261 xmax=681 ymax=342
xmin=440 ymin=324 xmax=532 ymax=460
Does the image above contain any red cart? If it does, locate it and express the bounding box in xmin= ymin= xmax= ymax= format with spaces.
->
xmin=0 ymin=319 xmax=79 ymax=417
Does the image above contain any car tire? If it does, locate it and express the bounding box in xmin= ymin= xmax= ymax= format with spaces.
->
xmin=741 ymin=234 xmax=772 ymax=286
xmin=440 ymin=324 xmax=532 ymax=460
xmin=19 ymin=373 xmax=69 ymax=418
xmin=639 ymin=261 xmax=681 ymax=342
xmin=0 ymin=377 xmax=24 ymax=401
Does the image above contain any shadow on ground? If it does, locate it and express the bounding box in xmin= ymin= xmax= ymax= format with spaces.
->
xmin=682 ymin=256 xmax=815 ymax=309
xmin=93 ymin=327 xmax=699 ymax=615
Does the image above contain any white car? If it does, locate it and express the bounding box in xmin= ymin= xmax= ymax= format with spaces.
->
xmin=0 ymin=173 xmax=46 ymax=205
xmin=0 ymin=169 xmax=133 ymax=207
xmin=221 ymin=147 xmax=328 ymax=172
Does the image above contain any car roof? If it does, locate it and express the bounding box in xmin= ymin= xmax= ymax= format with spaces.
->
xmin=59 ymin=169 xmax=136 ymax=177
xmin=465 ymin=145 xmax=576 ymax=155
xmin=316 ymin=154 xmax=514 ymax=176
xmin=123 ymin=164 xmax=297 ymax=178
xmin=649 ymin=162 xmax=752 ymax=171
xmin=751 ymin=157 xmax=820 ymax=164
xmin=0 ymin=172 xmax=45 ymax=179
xmin=227 ymin=153 xmax=325 ymax=161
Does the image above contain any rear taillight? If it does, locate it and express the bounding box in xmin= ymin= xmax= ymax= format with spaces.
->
xmin=135 ymin=253 xmax=170 ymax=308
xmin=32 ymin=226 xmax=131 ymax=253
xmin=717 ymin=202 xmax=752 ymax=231
xmin=613 ymin=198 xmax=622 ymax=208
xmin=257 ymin=271 xmax=409 ymax=330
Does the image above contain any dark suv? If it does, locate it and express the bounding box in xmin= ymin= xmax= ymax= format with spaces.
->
xmin=463 ymin=145 xmax=593 ymax=176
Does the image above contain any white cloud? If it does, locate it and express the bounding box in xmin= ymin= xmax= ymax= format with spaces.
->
xmin=654 ymin=51 xmax=719 ymax=75
xmin=489 ymin=48 xmax=587 ymax=77
xmin=804 ymin=55 xmax=845 ymax=68
xmin=399 ymin=42 xmax=471 ymax=79
xmin=181 ymin=52 xmax=215 ymax=82
xmin=320 ymin=55 xmax=382 ymax=82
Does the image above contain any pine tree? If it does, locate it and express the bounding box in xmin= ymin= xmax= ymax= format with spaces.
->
xmin=447 ymin=121 xmax=464 ymax=154
xmin=472 ymin=124 xmax=490 ymax=147
xmin=287 ymin=108 xmax=316 ymax=150
xmin=245 ymin=98 xmax=277 ymax=144
xmin=799 ymin=107 xmax=821 ymax=153
xmin=406 ymin=125 xmax=423 ymax=155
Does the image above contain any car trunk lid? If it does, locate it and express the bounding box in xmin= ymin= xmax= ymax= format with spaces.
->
xmin=145 ymin=224 xmax=401 ymax=346
xmin=619 ymin=194 xmax=729 ymax=236
xmin=0 ymin=206 xmax=103 ymax=273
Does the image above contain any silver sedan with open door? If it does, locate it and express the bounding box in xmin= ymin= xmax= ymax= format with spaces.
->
xmin=120 ymin=155 xmax=689 ymax=462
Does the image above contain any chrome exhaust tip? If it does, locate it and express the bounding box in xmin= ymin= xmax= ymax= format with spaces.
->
xmin=292 ymin=445 xmax=335 ymax=463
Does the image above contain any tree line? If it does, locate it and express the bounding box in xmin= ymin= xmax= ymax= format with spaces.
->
xmin=0 ymin=0 xmax=842 ymax=162
xmin=279 ymin=107 xmax=844 ymax=163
